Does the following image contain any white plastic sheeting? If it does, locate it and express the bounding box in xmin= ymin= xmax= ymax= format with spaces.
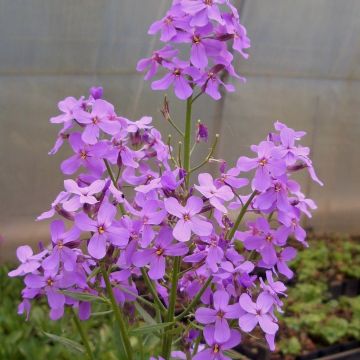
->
xmin=0 ymin=0 xmax=359 ymax=260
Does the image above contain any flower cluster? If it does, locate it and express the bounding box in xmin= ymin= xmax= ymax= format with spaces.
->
xmin=10 ymin=84 xmax=321 ymax=356
xmin=10 ymin=2 xmax=323 ymax=359
xmin=137 ymin=0 xmax=250 ymax=100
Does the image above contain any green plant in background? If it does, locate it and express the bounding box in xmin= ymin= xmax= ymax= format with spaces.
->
xmin=275 ymin=235 xmax=360 ymax=358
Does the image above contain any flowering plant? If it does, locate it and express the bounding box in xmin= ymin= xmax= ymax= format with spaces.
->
xmin=10 ymin=1 xmax=322 ymax=359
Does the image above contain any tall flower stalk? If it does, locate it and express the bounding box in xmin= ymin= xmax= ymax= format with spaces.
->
xmin=10 ymin=1 xmax=323 ymax=360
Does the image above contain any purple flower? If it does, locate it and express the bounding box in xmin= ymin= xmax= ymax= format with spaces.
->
xmin=132 ymin=226 xmax=188 ymax=279
xmin=237 ymin=141 xmax=286 ymax=192
xmin=62 ymin=179 xmax=105 ymax=212
xmin=8 ymin=246 xmax=46 ymax=277
xmin=50 ymin=96 xmax=82 ymax=131
xmin=127 ymin=116 xmax=153 ymax=133
xmin=239 ymin=292 xmax=278 ymax=335
xmin=24 ymin=270 xmax=76 ymax=320
xmin=127 ymin=200 xmax=167 ymax=247
xmin=89 ymin=86 xmax=103 ymax=100
xmin=195 ymin=173 xmax=234 ymax=213
xmin=275 ymin=247 xmax=297 ymax=279
xmin=75 ymin=201 xmax=130 ymax=259
xmin=37 ymin=191 xmax=71 ymax=221
xmin=151 ymin=58 xmax=199 ymax=100
xmin=164 ymin=196 xmax=213 ymax=242
xmin=75 ymin=99 xmax=121 ymax=144
xmin=196 ymin=122 xmax=209 ymax=143
xmin=137 ymin=45 xmax=179 ymax=80
xmin=184 ymin=234 xmax=224 ymax=273
xmin=60 ymin=133 xmax=106 ymax=175
xmin=42 ymin=220 xmax=80 ymax=272
xmin=193 ymin=326 xmax=241 ymax=360
xmin=195 ymin=290 xmax=241 ymax=343
xmin=181 ymin=0 xmax=226 ymax=27
xmin=243 ymin=218 xmax=287 ymax=266
xmin=148 ymin=5 xmax=187 ymax=42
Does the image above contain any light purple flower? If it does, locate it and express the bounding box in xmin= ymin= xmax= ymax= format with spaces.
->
xmin=42 ymin=220 xmax=80 ymax=272
xmin=151 ymin=58 xmax=198 ymax=100
xmin=8 ymin=246 xmax=46 ymax=277
xmin=60 ymin=133 xmax=106 ymax=175
xmin=62 ymin=179 xmax=105 ymax=212
xmin=75 ymin=99 xmax=121 ymax=144
xmin=237 ymin=141 xmax=286 ymax=192
xmin=193 ymin=326 xmax=241 ymax=360
xmin=132 ymin=226 xmax=188 ymax=279
xmin=50 ymin=96 xmax=82 ymax=130
xmin=195 ymin=290 xmax=241 ymax=343
xmin=75 ymin=201 xmax=130 ymax=259
xmin=239 ymin=292 xmax=278 ymax=335
xmin=243 ymin=218 xmax=287 ymax=266
xmin=164 ymin=196 xmax=213 ymax=242
xmin=137 ymin=45 xmax=179 ymax=80
xmin=195 ymin=173 xmax=234 ymax=213
xmin=181 ymin=0 xmax=226 ymax=27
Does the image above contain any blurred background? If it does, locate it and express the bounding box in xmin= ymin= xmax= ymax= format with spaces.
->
xmin=1 ymin=0 xmax=360 ymax=261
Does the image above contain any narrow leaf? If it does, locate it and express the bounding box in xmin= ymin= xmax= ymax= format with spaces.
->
xmin=129 ymin=322 xmax=174 ymax=335
xmin=43 ymin=332 xmax=85 ymax=354
xmin=135 ymin=303 xmax=156 ymax=325
xmin=61 ymin=290 xmax=108 ymax=303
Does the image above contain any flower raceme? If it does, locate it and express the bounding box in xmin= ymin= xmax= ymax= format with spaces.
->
xmin=10 ymin=1 xmax=323 ymax=359
xmin=137 ymin=0 xmax=250 ymax=100
xmin=10 ymin=84 xmax=322 ymax=356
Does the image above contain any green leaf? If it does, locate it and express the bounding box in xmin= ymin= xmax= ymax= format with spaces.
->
xmin=134 ymin=303 xmax=156 ymax=325
xmin=43 ymin=332 xmax=85 ymax=354
xmin=61 ymin=290 xmax=108 ymax=303
xmin=224 ymin=349 xmax=249 ymax=359
xmin=129 ymin=322 xmax=174 ymax=335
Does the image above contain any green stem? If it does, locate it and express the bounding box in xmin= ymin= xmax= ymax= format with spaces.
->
xmin=167 ymin=115 xmax=185 ymax=138
xmin=228 ymin=191 xmax=258 ymax=240
xmin=190 ymin=134 xmax=219 ymax=174
xmin=100 ymin=263 xmax=133 ymax=360
xmin=184 ymin=96 xmax=193 ymax=186
xmin=140 ymin=268 xmax=167 ymax=314
xmin=175 ymin=276 xmax=213 ymax=321
xmin=104 ymin=159 xmax=126 ymax=215
xmin=161 ymin=256 xmax=181 ymax=359
xmin=72 ymin=308 xmax=95 ymax=360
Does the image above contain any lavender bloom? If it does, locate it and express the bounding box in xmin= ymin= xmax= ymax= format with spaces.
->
xmin=195 ymin=290 xmax=241 ymax=343
xmin=132 ymin=227 xmax=188 ymax=280
xmin=195 ymin=173 xmax=234 ymax=213
xmin=196 ymin=122 xmax=209 ymax=143
xmin=75 ymin=99 xmax=121 ymax=145
xmin=239 ymin=292 xmax=278 ymax=335
xmin=8 ymin=246 xmax=46 ymax=277
xmin=42 ymin=220 xmax=80 ymax=272
xmin=62 ymin=179 xmax=105 ymax=211
xmin=137 ymin=45 xmax=179 ymax=80
xmin=237 ymin=141 xmax=286 ymax=192
xmin=181 ymin=0 xmax=226 ymax=27
xmin=164 ymin=196 xmax=213 ymax=242
xmin=50 ymin=96 xmax=82 ymax=131
xmin=37 ymin=191 xmax=70 ymax=221
xmin=243 ymin=218 xmax=287 ymax=266
xmin=193 ymin=326 xmax=241 ymax=360
xmin=60 ymin=133 xmax=106 ymax=175
xmin=75 ymin=201 xmax=130 ymax=259
xmin=151 ymin=58 xmax=199 ymax=100
xmin=275 ymin=247 xmax=297 ymax=279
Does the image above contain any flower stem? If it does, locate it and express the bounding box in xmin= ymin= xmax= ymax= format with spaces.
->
xmin=161 ymin=256 xmax=181 ymax=359
xmin=103 ymin=159 xmax=126 ymax=215
xmin=228 ymin=191 xmax=258 ymax=240
xmin=71 ymin=308 xmax=95 ymax=360
xmin=100 ymin=263 xmax=133 ymax=360
xmin=184 ymin=96 xmax=193 ymax=187
xmin=175 ymin=276 xmax=213 ymax=321
xmin=140 ymin=268 xmax=167 ymax=314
